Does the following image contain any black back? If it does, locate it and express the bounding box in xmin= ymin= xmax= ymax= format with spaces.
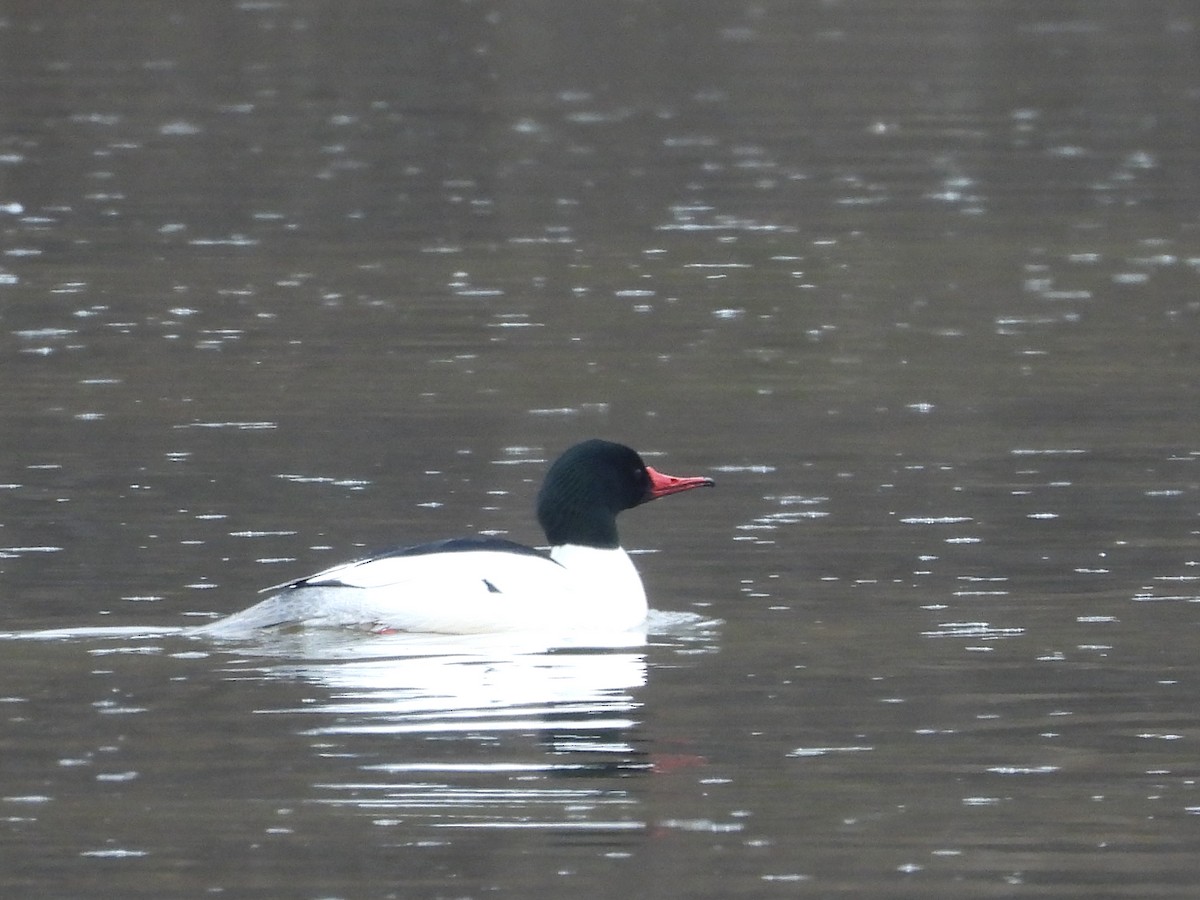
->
xmin=289 ymin=536 xmax=556 ymax=590
xmin=367 ymin=535 xmax=550 ymax=561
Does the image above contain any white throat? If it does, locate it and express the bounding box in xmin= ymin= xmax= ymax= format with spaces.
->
xmin=549 ymin=543 xmax=648 ymax=630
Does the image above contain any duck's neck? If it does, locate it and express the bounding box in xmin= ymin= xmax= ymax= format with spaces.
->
xmin=549 ymin=544 xmax=648 ymax=629
xmin=538 ymin=507 xmax=620 ymax=548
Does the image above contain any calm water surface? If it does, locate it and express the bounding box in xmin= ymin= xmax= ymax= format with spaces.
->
xmin=2 ymin=2 xmax=1200 ymax=897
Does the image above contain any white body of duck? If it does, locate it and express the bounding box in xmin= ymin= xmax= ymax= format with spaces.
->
xmin=196 ymin=440 xmax=712 ymax=637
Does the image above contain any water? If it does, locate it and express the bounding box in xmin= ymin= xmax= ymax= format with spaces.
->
xmin=3 ymin=1 xmax=1200 ymax=896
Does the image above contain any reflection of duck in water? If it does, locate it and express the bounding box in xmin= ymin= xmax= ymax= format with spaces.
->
xmin=199 ymin=440 xmax=713 ymax=637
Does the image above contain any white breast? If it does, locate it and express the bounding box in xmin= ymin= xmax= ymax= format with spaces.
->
xmin=548 ymin=544 xmax=648 ymax=630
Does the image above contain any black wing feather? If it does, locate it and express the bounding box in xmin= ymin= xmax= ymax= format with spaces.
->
xmin=262 ymin=536 xmax=556 ymax=593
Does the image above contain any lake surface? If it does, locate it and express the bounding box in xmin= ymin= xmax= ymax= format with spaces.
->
xmin=3 ymin=2 xmax=1200 ymax=897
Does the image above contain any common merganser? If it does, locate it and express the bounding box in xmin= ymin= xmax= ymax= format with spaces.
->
xmin=197 ymin=439 xmax=713 ymax=636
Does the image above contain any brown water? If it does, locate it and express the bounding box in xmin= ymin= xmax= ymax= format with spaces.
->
xmin=3 ymin=2 xmax=1200 ymax=897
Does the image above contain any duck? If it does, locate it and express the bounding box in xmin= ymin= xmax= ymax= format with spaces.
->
xmin=195 ymin=439 xmax=713 ymax=636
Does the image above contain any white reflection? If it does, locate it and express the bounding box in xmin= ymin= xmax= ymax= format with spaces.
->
xmin=235 ymin=627 xmax=656 ymax=831
xmin=246 ymin=614 xmax=718 ymax=830
xmin=253 ymin=629 xmax=650 ymax=737
xmin=1 ymin=612 xmax=718 ymax=833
